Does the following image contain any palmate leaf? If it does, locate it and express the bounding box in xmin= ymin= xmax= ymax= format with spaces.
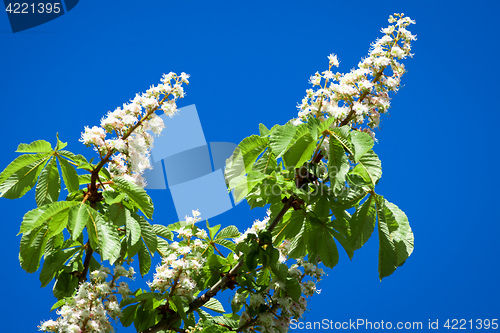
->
xmin=211 ymin=316 xmax=239 ymax=329
xmin=19 ymin=225 xmax=49 ymax=273
xmin=269 ymin=123 xmax=297 ymax=157
xmin=349 ymin=194 xmax=377 ymax=251
xmin=57 ymin=150 xmax=88 ymax=166
xmin=282 ymin=126 xmax=317 ymax=169
xmin=272 ymin=210 xmax=305 ymax=244
xmin=86 ymin=210 xmax=120 ymax=264
xmin=317 ymin=230 xmax=339 ymax=268
xmin=259 ymin=123 xmax=270 ymax=136
xmin=350 ymin=130 xmax=374 ymax=162
xmin=202 ymin=297 xmax=226 ymax=313
xmin=329 ymin=137 xmax=350 ymax=193
xmin=35 ymin=157 xmax=60 ymax=207
xmin=112 ymin=177 xmax=154 ymax=219
xmin=225 ymin=135 xmax=269 ymax=190
xmin=376 ymin=195 xmax=414 ymax=280
xmin=137 ymin=241 xmax=152 ymax=277
xmin=351 ymin=150 xmax=382 ymax=187
xmin=0 ymin=153 xmax=50 ymax=199
xmin=152 ymin=224 xmax=173 ymax=240
xmin=16 ymin=140 xmax=53 ymax=153
xmin=46 ymin=209 xmax=69 ymax=240
xmin=40 ymin=247 xmax=81 ymax=288
xmin=68 ymin=203 xmax=94 ymax=240
xmin=135 ymin=214 xmax=157 ymax=255
xmin=19 ymin=201 xmax=79 ymax=235
xmin=57 ymin=156 xmax=79 ymax=193
xmin=125 ymin=209 xmax=142 ymax=248
xmin=231 ymin=170 xmax=269 ymax=203
xmin=215 ymin=225 xmax=240 ymax=240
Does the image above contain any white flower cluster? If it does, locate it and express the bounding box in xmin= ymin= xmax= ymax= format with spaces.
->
xmin=39 ymin=265 xmax=135 ymax=333
xmin=233 ymin=210 xmax=271 ymax=244
xmin=79 ymin=72 xmax=189 ymax=187
xmin=234 ymin=242 xmax=325 ymax=333
xmin=294 ymin=13 xmax=416 ymax=139
xmin=148 ymin=211 xmax=207 ymax=300
xmin=228 ymin=212 xmax=323 ymax=333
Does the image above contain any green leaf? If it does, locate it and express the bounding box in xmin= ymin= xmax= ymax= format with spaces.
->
xmin=172 ymin=296 xmax=190 ymax=325
xmin=349 ymin=194 xmax=377 ymax=251
xmin=282 ymin=127 xmax=316 ymax=168
xmin=211 ymin=316 xmax=239 ymax=329
xmin=50 ymin=298 xmax=67 ymax=311
xmin=19 ymin=201 xmax=79 ymax=235
xmin=16 ymin=140 xmax=53 ymax=153
xmin=246 ymin=250 xmax=258 ymax=271
xmin=208 ymin=223 xmax=221 ymax=240
xmin=318 ymin=230 xmax=339 ymax=268
xmin=329 ymin=227 xmax=354 ymax=260
xmin=306 ymin=117 xmax=321 ymax=141
xmin=152 ymin=224 xmax=173 ymax=240
xmin=106 ymin=202 xmax=127 ymax=227
xmin=35 ymin=158 xmax=60 ymax=207
xmin=231 ymin=170 xmax=268 ymax=203
xmin=155 ymin=237 xmax=170 ymax=257
xmin=55 ymin=134 xmax=68 ymax=151
xmin=352 ymin=150 xmax=382 ymax=187
xmin=318 ymin=117 xmax=335 ymax=133
xmin=0 ymin=153 xmax=50 ymax=199
xmin=121 ymin=304 xmax=139 ymax=327
xmin=259 ymin=123 xmax=270 ymax=136
xmin=253 ymin=149 xmax=277 ymax=174
xmin=273 ymin=211 xmax=305 ymax=243
xmin=285 ymin=277 xmax=301 ymax=301
xmin=67 ymin=203 xmax=94 ymax=240
xmin=376 ymin=196 xmax=414 ymax=280
xmin=328 ymin=137 xmax=350 ymax=193
xmin=288 ymin=226 xmax=306 ymax=259
xmin=136 ymin=215 xmax=157 ymax=255
xmin=112 ymin=177 xmax=154 ymax=219
xmin=53 ymin=271 xmax=79 ymax=299
xmin=225 ymin=135 xmax=268 ymax=179
xmin=215 ymin=225 xmax=240 ymax=240
xmin=86 ymin=211 xmax=120 ymax=263
xmin=46 ymin=210 xmax=69 ymax=240
xmin=214 ymin=238 xmax=236 ymax=252
xmin=351 ymin=131 xmax=374 ymax=162
xmin=202 ymin=297 xmax=226 ymax=313
xmin=269 ymin=123 xmax=297 ymax=157
xmin=138 ymin=241 xmax=152 ymax=277
xmin=78 ymin=174 xmax=92 ymax=185
xmin=57 ymin=156 xmax=79 ymax=193
xmin=134 ymin=302 xmax=160 ymax=332
xmin=256 ymin=267 xmax=271 ymax=286
xmin=40 ymin=247 xmax=81 ymax=288
xmin=57 ymin=150 xmax=88 ymax=166
xmin=19 ymin=226 xmax=48 ymax=273
xmin=125 ymin=209 xmax=142 ymax=248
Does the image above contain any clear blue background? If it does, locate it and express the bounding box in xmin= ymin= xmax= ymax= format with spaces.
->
xmin=1 ymin=0 xmax=499 ymax=331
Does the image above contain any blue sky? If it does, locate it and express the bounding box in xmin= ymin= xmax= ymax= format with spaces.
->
xmin=1 ymin=0 xmax=499 ymax=331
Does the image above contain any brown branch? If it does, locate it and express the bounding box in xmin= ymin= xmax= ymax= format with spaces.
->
xmin=78 ymin=241 xmax=94 ymax=284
